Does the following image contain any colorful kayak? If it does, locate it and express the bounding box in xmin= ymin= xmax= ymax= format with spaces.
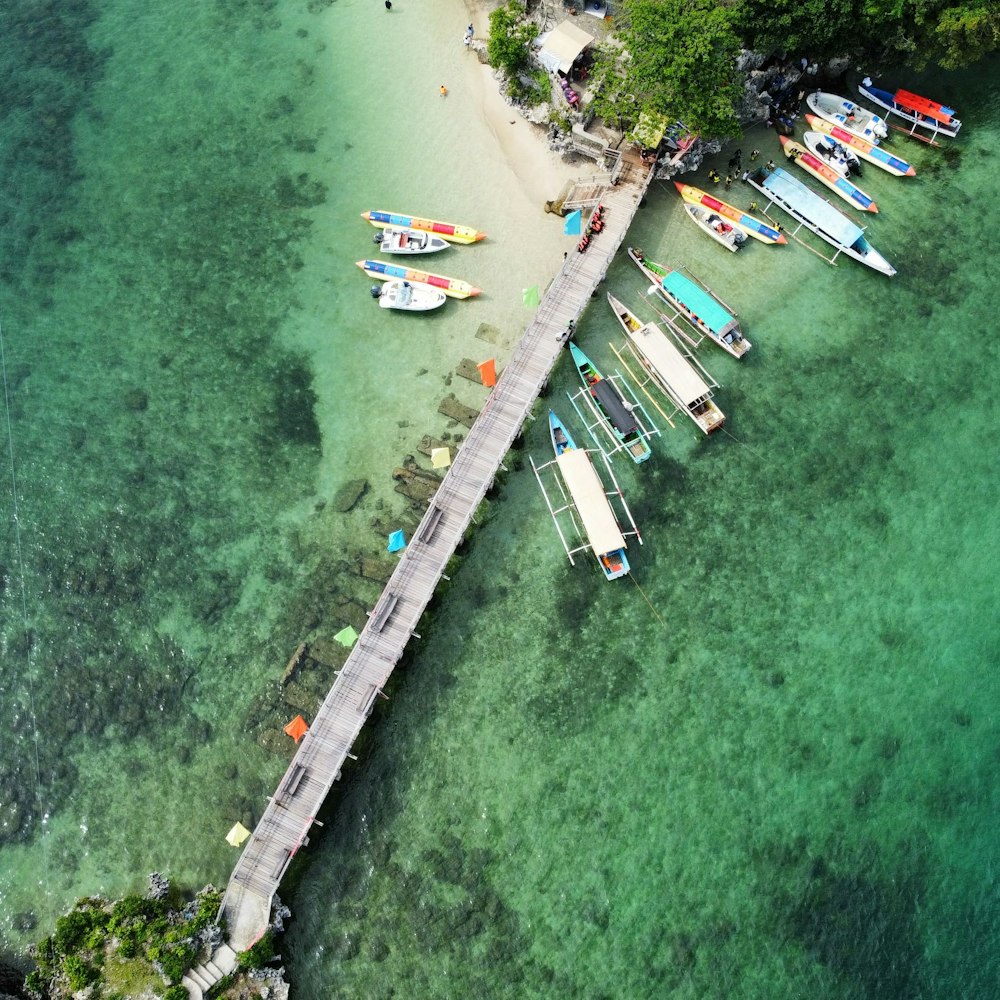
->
xmin=361 ymin=210 xmax=485 ymax=244
xmin=780 ymin=137 xmax=878 ymax=213
xmin=356 ymin=259 xmax=480 ymax=299
xmin=806 ymin=91 xmax=888 ymax=142
xmin=858 ymin=79 xmax=961 ymax=139
xmin=805 ymin=114 xmax=916 ymax=177
xmin=674 ymin=183 xmax=786 ymax=245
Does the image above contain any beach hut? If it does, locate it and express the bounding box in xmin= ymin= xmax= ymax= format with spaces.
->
xmin=535 ymin=20 xmax=595 ymax=77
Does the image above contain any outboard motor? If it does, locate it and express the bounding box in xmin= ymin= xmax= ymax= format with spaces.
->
xmin=373 ymin=232 xmax=384 ymax=244
xmin=370 ymin=285 xmax=383 ymax=299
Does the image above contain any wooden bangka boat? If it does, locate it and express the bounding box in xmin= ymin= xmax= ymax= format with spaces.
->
xmin=682 ymin=203 xmax=748 ymax=252
xmin=606 ymin=291 xmax=725 ymax=435
xmin=745 ymin=166 xmax=895 ymax=276
xmin=356 ymin=259 xmax=480 ymax=299
xmin=780 ymin=137 xmax=878 ymax=213
xmin=372 ymin=226 xmax=450 ymax=255
xmin=806 ymin=91 xmax=888 ymax=142
xmin=566 ymin=341 xmax=656 ymax=464
xmin=372 ymin=279 xmax=447 ymax=311
xmin=627 ymin=248 xmax=750 ymax=359
xmin=529 ymin=409 xmax=642 ymax=581
xmin=802 ymin=131 xmax=862 ymax=178
xmin=674 ymin=183 xmax=786 ymax=245
xmin=805 ymin=115 xmax=916 ymax=177
xmin=858 ymin=79 xmax=961 ymax=140
xmin=361 ymin=210 xmax=485 ymax=244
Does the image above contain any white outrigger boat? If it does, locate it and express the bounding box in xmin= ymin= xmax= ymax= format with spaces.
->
xmin=372 ymin=279 xmax=447 ymax=311
xmin=858 ymin=78 xmax=961 ymax=141
xmin=530 ymin=409 xmax=642 ymax=581
xmin=372 ymin=226 xmax=450 ymax=255
xmin=745 ymin=165 xmax=895 ymax=276
xmin=606 ymin=292 xmax=725 ymax=435
xmin=566 ymin=342 xmax=658 ymax=464
xmin=807 ymin=91 xmax=888 ymax=143
xmin=628 ymin=248 xmax=750 ymax=359
xmin=681 ymin=202 xmax=748 ymax=252
xmin=802 ymin=131 xmax=863 ymax=178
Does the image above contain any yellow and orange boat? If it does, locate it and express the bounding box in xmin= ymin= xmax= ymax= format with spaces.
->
xmin=361 ymin=210 xmax=485 ymax=244
xmin=674 ymin=183 xmax=786 ymax=245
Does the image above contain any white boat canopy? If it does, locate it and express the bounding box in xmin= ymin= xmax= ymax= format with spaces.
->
xmin=555 ymin=449 xmax=625 ymax=557
xmin=536 ymin=20 xmax=595 ymax=74
xmin=628 ymin=324 xmax=710 ymax=407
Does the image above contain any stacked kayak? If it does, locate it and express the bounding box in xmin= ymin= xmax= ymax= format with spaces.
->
xmin=805 ymin=115 xmax=915 ymax=177
xmin=361 ymin=210 xmax=486 ymax=244
xmin=780 ymin=137 xmax=878 ymax=213
xmin=357 ymin=259 xmax=481 ymax=299
xmin=674 ymin=183 xmax=787 ymax=245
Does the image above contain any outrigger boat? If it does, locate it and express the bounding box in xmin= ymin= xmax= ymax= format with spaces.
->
xmin=356 ymin=259 xmax=481 ymax=299
xmin=802 ymin=131 xmax=862 ymax=178
xmin=361 ymin=210 xmax=486 ymax=244
xmin=371 ymin=279 xmax=447 ymax=312
xmin=566 ymin=341 xmax=657 ymax=464
xmin=805 ymin=115 xmax=916 ymax=177
xmin=746 ymin=166 xmax=895 ymax=276
xmin=529 ymin=409 xmax=642 ymax=581
xmin=372 ymin=226 xmax=450 ymax=255
xmin=858 ymin=79 xmax=961 ymax=140
xmin=681 ymin=202 xmax=748 ymax=252
xmin=627 ymin=248 xmax=750 ymax=359
xmin=674 ymin=183 xmax=786 ymax=244
xmin=780 ymin=137 xmax=878 ymax=213
xmin=806 ymin=91 xmax=889 ymax=142
xmin=606 ymin=292 xmax=725 ymax=435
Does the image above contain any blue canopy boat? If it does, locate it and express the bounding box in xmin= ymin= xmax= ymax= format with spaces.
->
xmin=745 ymin=166 xmax=896 ymax=277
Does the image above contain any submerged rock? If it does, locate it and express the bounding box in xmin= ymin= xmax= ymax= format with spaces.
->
xmin=332 ymin=478 xmax=368 ymax=513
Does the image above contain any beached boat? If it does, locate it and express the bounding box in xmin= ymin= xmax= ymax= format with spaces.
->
xmin=780 ymin=137 xmax=878 ymax=213
xmin=806 ymin=91 xmax=888 ymax=142
xmin=805 ymin=115 xmax=916 ymax=177
xmin=745 ymin=166 xmax=895 ymax=276
xmin=627 ymin=248 xmax=750 ymax=359
xmin=372 ymin=226 xmax=450 ymax=255
xmin=858 ymin=79 xmax=961 ymax=140
xmin=566 ymin=341 xmax=656 ymax=464
xmin=606 ymin=291 xmax=725 ymax=435
xmin=371 ymin=279 xmax=447 ymax=311
xmin=361 ymin=210 xmax=486 ymax=244
xmin=802 ymin=131 xmax=862 ymax=178
xmin=682 ymin=202 xmax=748 ymax=252
xmin=356 ymin=259 xmax=481 ymax=299
xmin=529 ymin=409 xmax=642 ymax=581
xmin=674 ymin=183 xmax=787 ymax=245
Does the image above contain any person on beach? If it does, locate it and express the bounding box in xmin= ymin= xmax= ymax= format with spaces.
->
xmin=385 ymin=0 xmax=391 ymax=9
xmin=464 ymin=24 xmax=473 ymax=46
xmin=725 ymin=175 xmax=733 ymax=190
xmin=750 ymin=149 xmax=760 ymax=161
xmin=440 ymin=84 xmax=448 ymax=97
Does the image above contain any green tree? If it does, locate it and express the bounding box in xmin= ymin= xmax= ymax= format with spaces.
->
xmin=487 ymin=1 xmax=537 ymax=77
xmin=933 ymin=5 xmax=1000 ymax=67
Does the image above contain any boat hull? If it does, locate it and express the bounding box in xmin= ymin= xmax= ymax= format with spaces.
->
xmin=682 ymin=203 xmax=746 ymax=252
xmin=805 ymin=115 xmax=915 ymax=177
xmin=806 ymin=91 xmax=888 ymax=142
xmin=362 ymin=210 xmax=485 ymax=244
xmin=780 ymin=137 xmax=878 ymax=213
xmin=357 ymin=259 xmax=480 ymax=299
xmin=374 ymin=227 xmax=450 ymax=255
xmin=377 ymin=279 xmax=447 ymax=311
xmin=858 ymin=82 xmax=961 ymax=138
xmin=674 ymin=183 xmax=786 ymax=244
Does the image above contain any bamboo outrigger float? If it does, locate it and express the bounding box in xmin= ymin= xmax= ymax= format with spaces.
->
xmin=606 ymin=291 xmax=725 ymax=435
xmin=530 ymin=409 xmax=643 ymax=581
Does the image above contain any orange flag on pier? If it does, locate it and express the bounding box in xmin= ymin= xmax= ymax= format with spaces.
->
xmin=283 ymin=715 xmax=309 ymax=743
xmin=477 ymin=358 xmax=497 ymax=387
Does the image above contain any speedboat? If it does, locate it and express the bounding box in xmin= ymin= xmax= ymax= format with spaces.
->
xmin=674 ymin=183 xmax=786 ymax=245
xmin=682 ymin=203 xmax=748 ymax=252
xmin=802 ymin=131 xmax=862 ymax=178
xmin=372 ymin=226 xmax=450 ymax=255
xmin=806 ymin=91 xmax=888 ymax=142
xmin=805 ymin=115 xmax=916 ymax=177
xmin=356 ymin=259 xmax=480 ymax=299
xmin=372 ymin=279 xmax=447 ymax=311
xmin=780 ymin=137 xmax=878 ymax=213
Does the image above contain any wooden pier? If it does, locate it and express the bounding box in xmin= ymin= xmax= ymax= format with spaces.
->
xmin=217 ymin=163 xmax=655 ymax=956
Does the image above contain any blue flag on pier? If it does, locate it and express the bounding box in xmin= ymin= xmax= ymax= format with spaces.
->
xmin=387 ymin=529 xmax=406 ymax=553
xmin=563 ymin=210 xmax=582 ymax=235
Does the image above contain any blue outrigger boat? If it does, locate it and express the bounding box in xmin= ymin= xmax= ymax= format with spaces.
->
xmin=858 ymin=79 xmax=961 ymax=141
xmin=529 ymin=410 xmax=642 ymax=581
xmin=745 ymin=166 xmax=896 ymax=276
xmin=566 ymin=342 xmax=657 ymax=464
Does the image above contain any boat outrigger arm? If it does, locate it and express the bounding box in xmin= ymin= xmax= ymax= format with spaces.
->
xmin=751 ymin=184 xmax=855 ymax=267
xmin=565 ymin=374 xmax=660 ymax=461
xmin=529 ymin=448 xmax=643 ymax=567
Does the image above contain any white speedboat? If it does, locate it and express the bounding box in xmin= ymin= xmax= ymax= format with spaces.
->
xmin=682 ymin=203 xmax=748 ymax=252
xmin=372 ymin=279 xmax=447 ymax=311
xmin=802 ymin=131 xmax=862 ymax=178
xmin=806 ymin=91 xmax=888 ymax=142
xmin=372 ymin=226 xmax=450 ymax=255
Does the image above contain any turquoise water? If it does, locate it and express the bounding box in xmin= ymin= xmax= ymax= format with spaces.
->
xmin=2 ymin=1 xmax=998 ymax=997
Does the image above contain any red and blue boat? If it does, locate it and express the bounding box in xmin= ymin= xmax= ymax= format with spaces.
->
xmin=805 ymin=114 xmax=916 ymax=177
xmin=858 ymin=79 xmax=961 ymax=140
xmin=780 ymin=137 xmax=878 ymax=213
xmin=361 ymin=210 xmax=485 ymax=244
xmin=356 ymin=259 xmax=480 ymax=299
xmin=674 ymin=183 xmax=786 ymax=245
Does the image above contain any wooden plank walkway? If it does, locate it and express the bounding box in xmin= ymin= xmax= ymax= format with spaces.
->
xmin=218 ymin=163 xmax=655 ymax=952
